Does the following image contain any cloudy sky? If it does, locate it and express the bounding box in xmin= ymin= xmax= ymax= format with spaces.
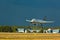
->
xmin=0 ymin=0 xmax=60 ymax=26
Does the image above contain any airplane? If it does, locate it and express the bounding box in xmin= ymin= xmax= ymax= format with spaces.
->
xmin=26 ymin=18 xmax=54 ymax=24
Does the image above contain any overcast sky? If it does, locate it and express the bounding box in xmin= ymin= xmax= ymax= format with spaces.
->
xmin=0 ymin=0 xmax=60 ymax=26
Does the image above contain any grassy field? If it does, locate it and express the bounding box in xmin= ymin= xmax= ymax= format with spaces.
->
xmin=0 ymin=33 xmax=60 ymax=40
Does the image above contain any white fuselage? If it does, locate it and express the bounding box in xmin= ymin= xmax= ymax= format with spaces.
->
xmin=26 ymin=19 xmax=54 ymax=24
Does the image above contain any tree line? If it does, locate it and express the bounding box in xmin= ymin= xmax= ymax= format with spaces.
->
xmin=0 ymin=25 xmax=59 ymax=32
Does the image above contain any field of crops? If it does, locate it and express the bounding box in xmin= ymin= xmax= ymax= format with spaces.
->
xmin=0 ymin=33 xmax=60 ymax=40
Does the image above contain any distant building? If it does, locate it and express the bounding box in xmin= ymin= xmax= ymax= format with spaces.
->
xmin=47 ymin=28 xmax=52 ymax=33
xmin=17 ymin=28 xmax=60 ymax=33
xmin=43 ymin=28 xmax=60 ymax=33
xmin=52 ymin=29 xmax=60 ymax=33
xmin=17 ymin=28 xmax=27 ymax=33
xmin=28 ymin=29 xmax=40 ymax=33
xmin=43 ymin=30 xmax=47 ymax=33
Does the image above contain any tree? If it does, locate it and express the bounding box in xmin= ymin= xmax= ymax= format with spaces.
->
xmin=0 ymin=26 xmax=13 ymax=32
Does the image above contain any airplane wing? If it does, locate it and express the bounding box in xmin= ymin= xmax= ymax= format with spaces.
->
xmin=37 ymin=20 xmax=54 ymax=23
xmin=26 ymin=20 xmax=31 ymax=22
